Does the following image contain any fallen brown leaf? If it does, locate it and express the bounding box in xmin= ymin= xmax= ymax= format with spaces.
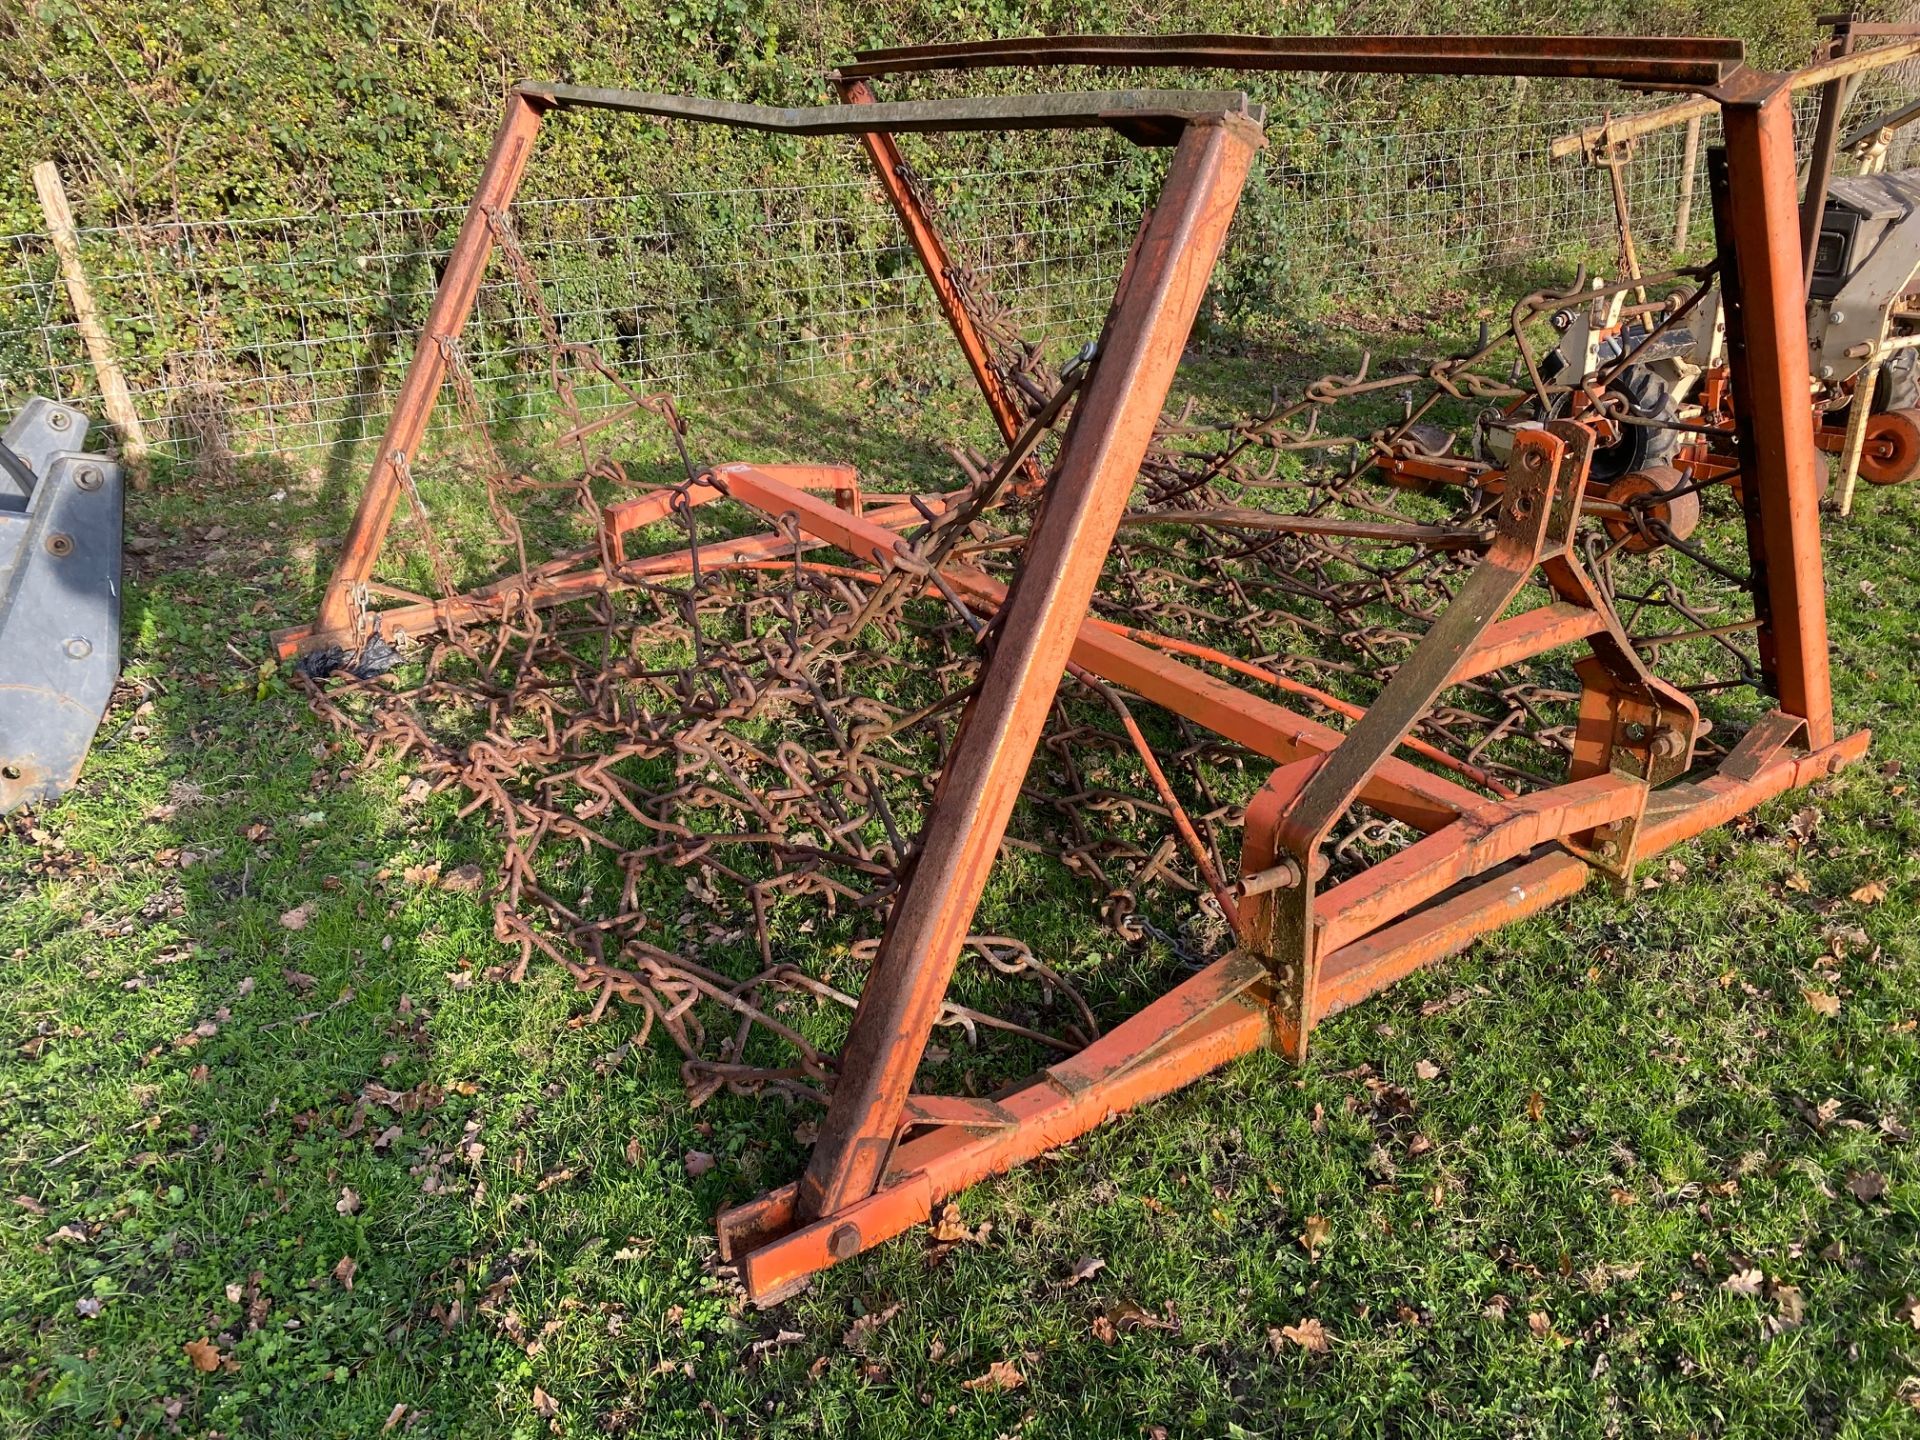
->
xmin=279 ymin=903 xmax=313 ymax=931
xmin=531 ymin=1384 xmax=558 ymax=1418
xmin=962 ymin=1358 xmax=1024 ymax=1393
xmin=1803 ymin=988 xmax=1841 ymax=1017
xmin=382 ymin=1402 xmax=409 ymax=1432
xmin=1063 ymin=1256 xmax=1107 ymax=1288
xmin=442 ymin=863 xmax=485 ymax=893
xmin=1269 ymin=1317 xmax=1329 ymax=1353
xmin=183 ymin=1337 xmax=221 ymax=1373
xmin=1298 ymin=1214 xmax=1331 ymax=1258
xmin=336 ymin=1186 xmax=362 ymax=1216
xmin=1722 ymin=1267 xmax=1765 ymax=1297
xmin=928 ymin=1201 xmax=991 ymax=1245
xmin=1526 ymin=1091 xmax=1546 ymax=1123
xmin=1414 ymin=1059 xmax=1441 ymax=1081
xmin=1847 ymin=1170 xmax=1888 ymax=1202
xmin=683 ymin=1151 xmax=715 ymax=1178
xmin=1849 ymin=880 xmax=1888 ymax=906
xmin=842 ymin=1301 xmax=903 ymax=1351
xmin=332 ymin=1255 xmax=357 ymax=1291
xmin=1771 ymin=1283 xmax=1805 ymax=1330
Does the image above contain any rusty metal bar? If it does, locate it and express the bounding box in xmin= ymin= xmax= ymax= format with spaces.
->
xmin=513 ymin=80 xmax=1263 ymax=138
xmin=834 ymin=76 xmax=1046 ymax=494
xmin=312 ymin=90 xmax=550 ymax=640
xmin=1714 ymin=92 xmax=1836 ymax=747
xmin=790 ymin=113 xmax=1264 ymax=1223
xmin=843 ymin=33 xmax=1745 ymax=86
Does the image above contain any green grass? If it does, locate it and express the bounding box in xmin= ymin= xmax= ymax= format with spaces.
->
xmin=2 ymin=347 xmax=1919 ymax=1438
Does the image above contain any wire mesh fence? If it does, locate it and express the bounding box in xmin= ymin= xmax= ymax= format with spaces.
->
xmin=3 ymin=72 xmax=1917 ymax=468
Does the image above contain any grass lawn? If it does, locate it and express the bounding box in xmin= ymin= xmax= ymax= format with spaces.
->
xmin=2 ymin=338 xmax=1918 ymax=1438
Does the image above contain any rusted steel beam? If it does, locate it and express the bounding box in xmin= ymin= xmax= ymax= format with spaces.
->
xmin=1310 ymin=772 xmax=1645 ymax=956
xmin=834 ymin=77 xmax=1047 ymax=496
xmin=843 ymin=33 xmax=1745 ymax=87
xmin=1451 ymin=602 xmax=1608 ymax=683
xmin=1714 ymin=93 xmax=1836 ymax=747
xmin=312 ymin=90 xmax=550 ymax=642
xmin=788 ymin=113 xmax=1264 ymax=1224
xmin=514 ymin=81 xmax=1263 ymax=138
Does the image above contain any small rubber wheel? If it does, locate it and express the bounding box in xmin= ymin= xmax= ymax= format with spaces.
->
xmin=1860 ymin=407 xmax=1920 ymax=486
xmin=1604 ymin=465 xmax=1701 ymax=553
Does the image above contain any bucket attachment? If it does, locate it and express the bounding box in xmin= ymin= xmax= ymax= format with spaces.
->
xmin=0 ymin=398 xmax=125 ymax=814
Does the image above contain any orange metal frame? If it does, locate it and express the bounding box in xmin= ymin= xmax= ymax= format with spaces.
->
xmin=277 ymin=40 xmax=1868 ymax=1306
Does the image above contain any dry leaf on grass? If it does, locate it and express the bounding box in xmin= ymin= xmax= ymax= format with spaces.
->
xmin=962 ymin=1358 xmax=1025 ymax=1393
xmin=1268 ymin=1318 xmax=1329 ymax=1353
xmin=443 ymin=863 xmax=485 ymax=893
xmin=1847 ymin=1170 xmax=1888 ymax=1202
xmin=279 ymin=903 xmax=313 ymax=931
xmin=1526 ymin=1091 xmax=1546 ymax=1122
xmin=1062 ymin=1256 xmax=1106 ymax=1288
xmin=531 ymin=1385 xmax=558 ymax=1418
xmin=1897 ymin=1295 xmax=1920 ymax=1332
xmin=928 ymin=1202 xmax=991 ymax=1245
xmin=1722 ymin=1267 xmax=1765 ymax=1297
xmin=336 ymin=1186 xmax=362 ymax=1216
xmin=1850 ymin=880 xmax=1888 ymax=906
xmin=749 ymin=1329 xmax=805 ymax=1356
xmin=382 ymin=1403 xmax=409 ymax=1432
xmin=1770 ymin=1283 xmax=1805 ymax=1331
xmin=1298 ymin=1214 xmax=1331 ymax=1256
xmin=332 ymin=1255 xmax=357 ymax=1291
xmin=1803 ymin=988 xmax=1841 ymax=1017
xmin=1414 ymin=1059 xmax=1441 ymax=1081
xmin=683 ymin=1151 xmax=715 ymax=1178
xmin=842 ymin=1302 xmax=902 ymax=1350
xmin=183 ymin=1337 xmax=221 ymax=1373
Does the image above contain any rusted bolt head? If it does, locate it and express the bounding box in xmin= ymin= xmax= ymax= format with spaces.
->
xmin=828 ymin=1223 xmax=861 ymax=1261
xmin=1649 ymin=728 xmax=1686 ymax=761
xmin=1523 ymin=448 xmax=1546 ymax=473
xmin=45 ymin=532 xmax=73 ymax=557
xmin=74 ymin=466 xmax=103 ymax=492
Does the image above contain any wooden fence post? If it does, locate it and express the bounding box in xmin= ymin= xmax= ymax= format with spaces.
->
xmin=31 ymin=160 xmax=151 ymax=489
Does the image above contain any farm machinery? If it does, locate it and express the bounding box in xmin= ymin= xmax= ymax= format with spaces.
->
xmin=1528 ymin=17 xmax=1920 ymax=516
xmin=280 ymin=34 xmax=1887 ymax=1305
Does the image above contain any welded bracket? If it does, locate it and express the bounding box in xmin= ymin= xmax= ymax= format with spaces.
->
xmin=0 ymin=399 xmax=125 ymax=814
